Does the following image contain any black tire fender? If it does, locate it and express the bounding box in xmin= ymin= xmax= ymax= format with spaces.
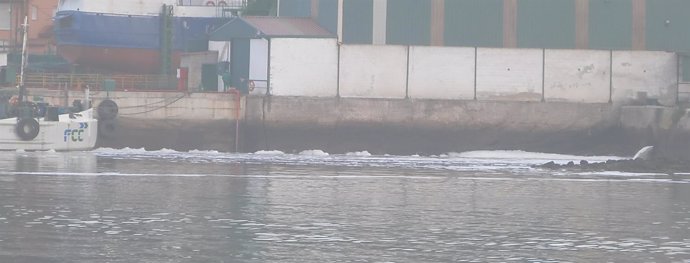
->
xmin=97 ymin=99 xmax=119 ymax=120
xmin=15 ymin=118 xmax=40 ymax=141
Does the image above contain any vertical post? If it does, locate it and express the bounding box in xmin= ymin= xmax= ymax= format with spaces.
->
xmin=405 ymin=46 xmax=410 ymax=99
xmin=575 ymin=0 xmax=589 ymax=49
xmin=276 ymin=0 xmax=281 ymax=16
xmin=429 ymin=0 xmax=444 ymax=46
xmin=336 ymin=0 xmax=343 ymax=43
xmin=632 ymin=0 xmax=646 ymax=50
xmin=234 ymin=90 xmax=240 ymax=152
xmin=266 ymin=38 xmax=271 ymax=96
xmin=372 ymin=0 xmax=387 ymax=45
xmin=503 ymin=0 xmax=517 ymax=48
xmin=336 ymin=43 xmax=341 ymax=97
xmin=677 ymin=53 xmax=681 ymax=105
xmin=609 ymin=50 xmax=613 ymax=103
xmin=473 ymin=47 xmax=477 ymax=100
xmin=541 ymin=49 xmax=545 ymax=102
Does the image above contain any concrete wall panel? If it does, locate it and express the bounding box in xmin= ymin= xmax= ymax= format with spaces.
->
xmin=408 ymin=46 xmax=475 ymax=100
xmin=544 ymin=49 xmax=610 ymax=103
xmin=476 ymin=48 xmax=543 ymax=101
xmin=270 ymin=38 xmax=338 ymax=97
xmin=612 ymin=51 xmax=677 ymax=106
xmin=339 ymin=45 xmax=407 ymax=98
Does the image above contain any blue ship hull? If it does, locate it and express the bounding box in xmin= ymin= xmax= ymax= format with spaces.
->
xmin=54 ymin=10 xmax=231 ymax=73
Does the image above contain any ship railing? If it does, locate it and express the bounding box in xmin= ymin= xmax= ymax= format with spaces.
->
xmin=22 ymin=73 xmax=180 ymax=92
xmin=177 ymin=0 xmax=247 ymax=9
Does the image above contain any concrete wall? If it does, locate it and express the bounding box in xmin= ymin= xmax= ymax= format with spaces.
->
xmin=612 ymin=51 xmax=677 ymax=106
xmin=269 ymin=38 xmax=338 ymax=97
xmin=180 ymin=51 xmax=219 ymax=92
xmin=476 ymin=48 xmax=543 ymax=102
xmin=544 ymin=49 xmax=611 ymax=103
xmin=339 ymin=45 xmax=407 ymax=98
xmin=407 ymin=46 xmax=475 ymax=100
xmin=30 ymin=89 xmax=241 ymax=120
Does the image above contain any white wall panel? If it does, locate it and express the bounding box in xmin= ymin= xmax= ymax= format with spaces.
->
xmin=544 ymin=49 xmax=610 ymax=103
xmin=0 ymin=53 xmax=7 ymax=67
xmin=476 ymin=48 xmax=543 ymax=102
xmin=339 ymin=45 xmax=407 ymax=99
xmin=250 ymin=39 xmax=268 ymax=86
xmin=209 ymin=41 xmax=231 ymax=62
xmin=612 ymin=51 xmax=677 ymax=106
xmin=270 ymin=38 xmax=338 ymax=97
xmin=408 ymin=46 xmax=475 ymax=100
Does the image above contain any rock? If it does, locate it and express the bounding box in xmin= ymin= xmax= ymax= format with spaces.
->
xmin=580 ymin=160 xmax=589 ymax=165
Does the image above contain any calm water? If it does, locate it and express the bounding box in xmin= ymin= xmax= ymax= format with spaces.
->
xmin=0 ymin=149 xmax=689 ymax=263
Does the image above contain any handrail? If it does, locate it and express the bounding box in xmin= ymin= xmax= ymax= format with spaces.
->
xmin=22 ymin=73 xmax=179 ymax=91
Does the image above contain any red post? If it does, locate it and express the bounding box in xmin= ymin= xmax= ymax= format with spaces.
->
xmin=177 ymin=67 xmax=189 ymax=91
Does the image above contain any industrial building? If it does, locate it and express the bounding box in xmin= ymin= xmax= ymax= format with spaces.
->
xmin=273 ymin=0 xmax=689 ymax=79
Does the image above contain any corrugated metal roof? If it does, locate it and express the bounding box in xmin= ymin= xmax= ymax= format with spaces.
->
xmin=210 ymin=16 xmax=335 ymax=40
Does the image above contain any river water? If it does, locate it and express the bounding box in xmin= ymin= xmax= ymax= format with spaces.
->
xmin=0 ymin=148 xmax=689 ymax=263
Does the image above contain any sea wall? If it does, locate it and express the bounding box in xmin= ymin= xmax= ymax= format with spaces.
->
xmin=20 ymin=44 xmax=689 ymax=157
xmin=242 ymin=96 xmax=631 ymax=155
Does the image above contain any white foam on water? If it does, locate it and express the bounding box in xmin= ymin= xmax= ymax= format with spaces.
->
xmin=346 ymin=151 xmax=372 ymax=157
xmin=575 ymin=171 xmax=669 ymax=177
xmin=447 ymin=150 xmax=624 ymax=163
xmin=254 ymin=150 xmax=285 ymax=155
xmin=299 ymin=149 xmax=329 ymax=156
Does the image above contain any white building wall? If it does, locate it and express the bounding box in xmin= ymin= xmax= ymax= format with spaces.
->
xmin=180 ymin=51 xmax=218 ymax=92
xmin=408 ymin=46 xmax=475 ymax=100
xmin=0 ymin=53 xmax=7 ymax=67
xmin=209 ymin=41 xmax=231 ymax=62
xmin=270 ymin=38 xmax=338 ymax=97
xmin=612 ymin=51 xmax=678 ymax=106
xmin=249 ymin=39 xmax=268 ymax=91
xmin=476 ymin=48 xmax=543 ymax=102
xmin=339 ymin=45 xmax=407 ymax=99
xmin=544 ymin=49 xmax=610 ymax=103
xmin=80 ymin=0 xmax=176 ymax=15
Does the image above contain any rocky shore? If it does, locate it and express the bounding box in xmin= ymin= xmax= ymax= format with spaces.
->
xmin=536 ymin=158 xmax=690 ymax=174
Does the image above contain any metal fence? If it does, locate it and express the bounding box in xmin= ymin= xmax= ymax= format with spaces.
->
xmin=22 ymin=73 xmax=180 ymax=91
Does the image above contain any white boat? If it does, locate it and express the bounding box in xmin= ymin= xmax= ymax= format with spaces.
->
xmin=0 ymin=108 xmax=98 ymax=151
xmin=0 ymin=17 xmax=105 ymax=151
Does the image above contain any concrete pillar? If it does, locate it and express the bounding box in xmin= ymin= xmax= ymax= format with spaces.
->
xmin=372 ymin=0 xmax=387 ymax=45
xmin=503 ymin=0 xmax=517 ymax=48
xmin=632 ymin=0 xmax=646 ymax=50
xmin=311 ymin=0 xmax=319 ymax=19
xmin=575 ymin=0 xmax=589 ymax=49
xmin=430 ymin=0 xmax=444 ymax=46
xmin=337 ymin=0 xmax=343 ymax=43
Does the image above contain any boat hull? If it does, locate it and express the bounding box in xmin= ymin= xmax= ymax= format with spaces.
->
xmin=0 ymin=109 xmax=98 ymax=151
xmin=54 ymin=10 xmax=230 ymax=74
xmin=57 ymin=45 xmax=182 ymax=74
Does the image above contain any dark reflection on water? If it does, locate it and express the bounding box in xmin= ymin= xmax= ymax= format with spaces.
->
xmin=0 ymin=151 xmax=689 ymax=263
